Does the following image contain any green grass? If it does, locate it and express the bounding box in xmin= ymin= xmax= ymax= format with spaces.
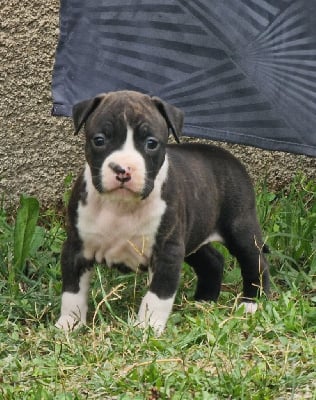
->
xmin=0 ymin=175 xmax=315 ymax=399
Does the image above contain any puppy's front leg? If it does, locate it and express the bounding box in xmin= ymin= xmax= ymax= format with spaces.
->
xmin=138 ymin=291 xmax=176 ymax=335
xmin=55 ymin=238 xmax=93 ymax=331
xmin=138 ymin=243 xmax=183 ymax=335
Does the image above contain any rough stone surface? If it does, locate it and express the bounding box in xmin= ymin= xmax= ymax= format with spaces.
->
xmin=1 ymin=1 xmax=315 ymax=211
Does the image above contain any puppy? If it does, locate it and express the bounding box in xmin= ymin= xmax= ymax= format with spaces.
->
xmin=55 ymin=90 xmax=269 ymax=334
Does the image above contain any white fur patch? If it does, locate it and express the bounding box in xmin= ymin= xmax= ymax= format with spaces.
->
xmin=55 ymin=270 xmax=91 ymax=331
xmin=239 ymin=302 xmax=258 ymax=314
xmin=137 ymin=291 xmax=176 ymax=335
xmin=188 ymin=231 xmax=224 ymax=256
xmin=77 ymin=156 xmax=169 ymax=270
xmin=207 ymin=232 xmax=224 ymax=243
xmin=147 ymin=267 xmax=154 ymax=285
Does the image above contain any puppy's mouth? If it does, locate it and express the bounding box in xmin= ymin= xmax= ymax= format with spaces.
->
xmin=113 ymin=184 xmax=139 ymax=194
xmin=104 ymin=182 xmax=143 ymax=199
xmin=104 ymin=179 xmax=153 ymax=201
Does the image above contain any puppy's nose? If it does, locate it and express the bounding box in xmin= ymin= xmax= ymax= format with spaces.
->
xmin=109 ymin=162 xmax=125 ymax=175
xmin=109 ymin=162 xmax=131 ymax=183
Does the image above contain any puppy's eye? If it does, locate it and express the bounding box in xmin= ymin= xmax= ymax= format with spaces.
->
xmin=92 ymin=133 xmax=106 ymax=147
xmin=145 ymin=137 xmax=159 ymax=151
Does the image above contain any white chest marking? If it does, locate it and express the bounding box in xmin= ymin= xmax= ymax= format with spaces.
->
xmin=77 ymin=157 xmax=168 ymax=270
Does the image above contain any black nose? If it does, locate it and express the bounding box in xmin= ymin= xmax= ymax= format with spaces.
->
xmin=109 ymin=162 xmax=126 ymax=175
xmin=109 ymin=162 xmax=131 ymax=183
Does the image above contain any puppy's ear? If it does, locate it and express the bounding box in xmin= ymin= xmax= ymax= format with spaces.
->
xmin=152 ymin=97 xmax=184 ymax=143
xmin=72 ymin=95 xmax=104 ymax=135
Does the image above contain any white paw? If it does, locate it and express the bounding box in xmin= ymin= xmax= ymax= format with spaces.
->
xmin=239 ymin=302 xmax=258 ymax=314
xmin=56 ymin=281 xmax=90 ymax=332
xmin=137 ymin=291 xmax=175 ymax=336
xmin=55 ymin=315 xmax=84 ymax=331
xmin=136 ymin=316 xmax=165 ymax=336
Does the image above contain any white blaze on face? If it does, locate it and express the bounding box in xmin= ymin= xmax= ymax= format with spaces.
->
xmin=101 ymin=125 xmax=146 ymax=196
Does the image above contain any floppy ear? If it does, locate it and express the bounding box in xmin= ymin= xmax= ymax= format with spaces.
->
xmin=72 ymin=95 xmax=104 ymax=135
xmin=151 ymin=97 xmax=184 ymax=143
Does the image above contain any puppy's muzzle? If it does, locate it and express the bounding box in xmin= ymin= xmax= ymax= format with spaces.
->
xmin=109 ymin=162 xmax=132 ymax=184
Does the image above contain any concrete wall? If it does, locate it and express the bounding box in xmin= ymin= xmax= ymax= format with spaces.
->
xmin=1 ymin=0 xmax=315 ymax=210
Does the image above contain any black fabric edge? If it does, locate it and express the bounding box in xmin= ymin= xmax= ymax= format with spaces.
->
xmin=51 ymin=103 xmax=316 ymax=157
xmin=51 ymin=104 xmax=72 ymax=117
xmin=184 ymin=128 xmax=316 ymax=157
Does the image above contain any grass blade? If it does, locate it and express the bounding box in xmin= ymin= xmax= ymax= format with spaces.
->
xmin=13 ymin=195 xmax=40 ymax=273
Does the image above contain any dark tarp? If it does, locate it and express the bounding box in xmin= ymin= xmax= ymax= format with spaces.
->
xmin=52 ymin=0 xmax=316 ymax=157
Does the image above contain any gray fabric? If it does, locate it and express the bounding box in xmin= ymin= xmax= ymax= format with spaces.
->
xmin=52 ymin=0 xmax=316 ymax=156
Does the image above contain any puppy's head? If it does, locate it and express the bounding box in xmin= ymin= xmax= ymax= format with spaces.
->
xmin=73 ymin=90 xmax=183 ymax=200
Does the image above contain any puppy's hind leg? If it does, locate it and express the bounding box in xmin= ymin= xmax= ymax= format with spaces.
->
xmin=225 ymin=215 xmax=270 ymax=311
xmin=185 ymin=244 xmax=224 ymax=302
